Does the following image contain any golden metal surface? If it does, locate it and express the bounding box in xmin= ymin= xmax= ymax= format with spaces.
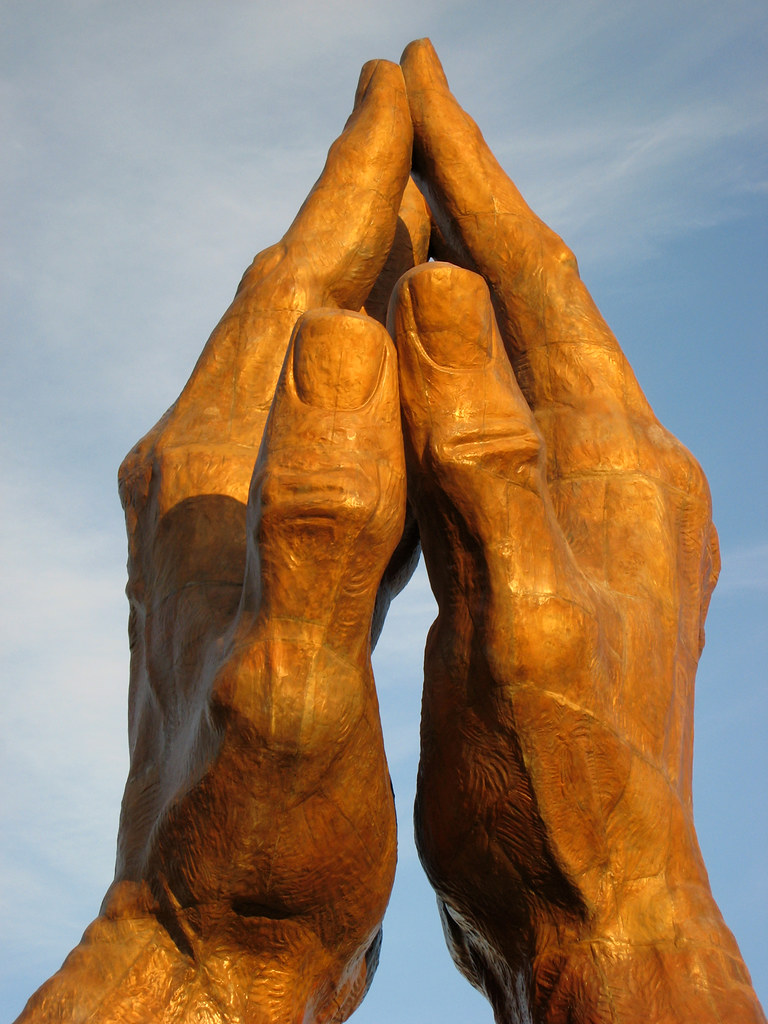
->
xmin=16 ymin=40 xmax=764 ymax=1024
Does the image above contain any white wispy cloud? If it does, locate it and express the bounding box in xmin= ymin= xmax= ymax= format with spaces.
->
xmin=0 ymin=475 xmax=129 ymax=1005
xmin=716 ymin=542 xmax=768 ymax=593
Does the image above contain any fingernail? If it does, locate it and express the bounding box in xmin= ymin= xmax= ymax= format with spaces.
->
xmin=353 ymin=60 xmax=380 ymax=111
xmin=293 ymin=310 xmax=386 ymax=409
xmin=400 ymin=263 xmax=493 ymax=368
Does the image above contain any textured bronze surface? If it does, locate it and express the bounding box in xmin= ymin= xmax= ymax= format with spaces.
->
xmin=17 ymin=60 xmax=426 ymax=1024
xmin=17 ymin=39 xmax=764 ymax=1024
xmin=396 ymin=39 xmax=764 ymax=1024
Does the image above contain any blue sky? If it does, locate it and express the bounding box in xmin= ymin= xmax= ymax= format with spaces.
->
xmin=1 ymin=1 xmax=766 ymax=1020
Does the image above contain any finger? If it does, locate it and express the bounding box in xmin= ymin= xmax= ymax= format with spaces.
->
xmin=254 ymin=58 xmax=414 ymax=313
xmin=360 ymin=176 xmax=430 ymax=640
xmin=361 ymin=176 xmax=431 ymax=325
xmin=240 ymin=308 xmax=406 ymax=657
xmin=390 ymin=262 xmax=600 ymax=704
xmin=400 ymin=38 xmax=652 ymax=429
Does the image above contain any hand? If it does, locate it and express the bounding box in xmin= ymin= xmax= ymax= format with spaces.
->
xmin=18 ymin=60 xmax=428 ymax=1024
xmin=393 ymin=39 xmax=764 ymax=1023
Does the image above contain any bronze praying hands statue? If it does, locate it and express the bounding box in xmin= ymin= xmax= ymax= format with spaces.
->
xmin=16 ymin=39 xmax=764 ymax=1024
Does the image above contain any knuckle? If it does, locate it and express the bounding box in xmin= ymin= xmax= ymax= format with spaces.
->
xmin=258 ymin=462 xmax=378 ymax=524
xmin=641 ymin=422 xmax=711 ymax=505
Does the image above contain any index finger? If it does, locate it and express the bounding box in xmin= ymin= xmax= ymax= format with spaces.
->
xmin=400 ymin=39 xmax=652 ymax=425
xmin=279 ymin=58 xmax=414 ymax=311
xmin=133 ymin=58 xmax=414 ymax=466
xmin=400 ymin=40 xmax=720 ymax=621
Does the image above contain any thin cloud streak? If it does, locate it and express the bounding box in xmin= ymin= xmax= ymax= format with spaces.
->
xmin=716 ymin=543 xmax=768 ymax=593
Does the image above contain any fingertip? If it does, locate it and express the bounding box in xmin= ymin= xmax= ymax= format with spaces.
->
xmin=400 ymin=38 xmax=449 ymax=92
xmin=285 ymin=57 xmax=411 ymax=314
xmin=352 ymin=58 xmax=406 ymax=112
xmin=292 ymin=310 xmax=390 ymax=411
xmin=390 ymin=263 xmax=493 ymax=370
xmin=390 ymin=261 xmax=546 ymax=552
xmin=353 ymin=59 xmax=380 ymax=111
xmin=400 ymin=38 xmax=438 ymax=73
xmin=399 ymin=38 xmax=426 ymax=67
